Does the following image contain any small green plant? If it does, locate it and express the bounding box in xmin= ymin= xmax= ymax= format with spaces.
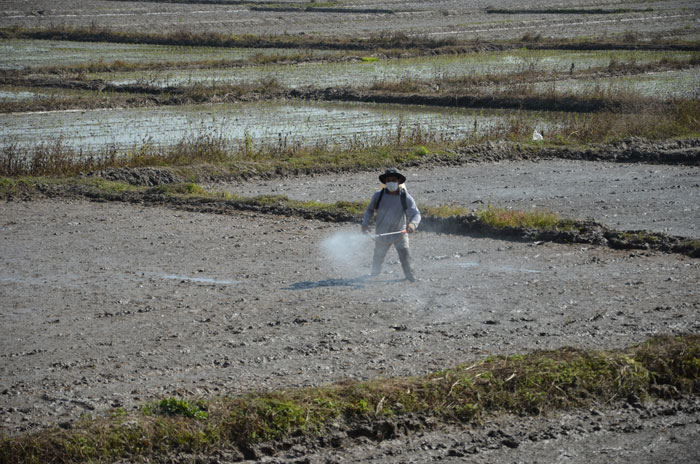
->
xmin=153 ymin=398 xmax=208 ymax=420
xmin=413 ymin=145 xmax=429 ymax=156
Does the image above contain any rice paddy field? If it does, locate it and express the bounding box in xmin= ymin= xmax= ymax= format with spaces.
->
xmin=74 ymin=49 xmax=694 ymax=87
xmin=0 ymin=38 xmax=337 ymax=70
xmin=0 ymin=101 xmax=565 ymax=151
xmin=1 ymin=1 xmax=700 ymax=463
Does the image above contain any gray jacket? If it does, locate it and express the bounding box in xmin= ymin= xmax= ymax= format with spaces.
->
xmin=362 ymin=188 xmax=421 ymax=243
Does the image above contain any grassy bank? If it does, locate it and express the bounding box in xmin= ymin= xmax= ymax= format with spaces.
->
xmin=2 ymin=177 xmax=699 ymax=257
xmin=1 ymin=335 xmax=697 ymax=463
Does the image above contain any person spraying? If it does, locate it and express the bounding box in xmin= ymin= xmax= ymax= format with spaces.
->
xmin=361 ymin=168 xmax=421 ymax=282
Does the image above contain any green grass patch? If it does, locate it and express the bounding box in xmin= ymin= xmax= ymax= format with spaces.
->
xmin=619 ymin=231 xmax=662 ymax=243
xmin=476 ymin=206 xmax=575 ymax=230
xmin=143 ymin=398 xmax=209 ymax=420
xmin=424 ymin=204 xmax=470 ymax=218
xmin=152 ymin=182 xmax=207 ymax=196
xmin=1 ymin=335 xmax=697 ymax=463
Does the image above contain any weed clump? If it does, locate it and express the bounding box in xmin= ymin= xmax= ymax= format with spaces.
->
xmin=144 ymin=398 xmax=209 ymax=420
xmin=476 ymin=206 xmax=572 ymax=230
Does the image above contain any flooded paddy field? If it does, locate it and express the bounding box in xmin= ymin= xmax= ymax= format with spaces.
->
xmin=0 ymin=84 xmax=96 ymax=103
xmin=83 ymin=49 xmax=696 ymax=88
xmin=0 ymin=39 xmax=334 ymax=70
xmin=0 ymin=88 xmax=45 ymax=102
xmin=1 ymin=0 xmax=697 ymax=41
xmin=215 ymin=160 xmax=700 ymax=239
xmin=1 ymin=199 xmax=698 ymax=441
xmin=530 ymin=67 xmax=700 ymax=99
xmin=0 ymin=100 xmax=559 ymax=151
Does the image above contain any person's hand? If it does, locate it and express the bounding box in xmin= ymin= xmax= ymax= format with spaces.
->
xmin=361 ymin=225 xmax=369 ymax=234
xmin=407 ymin=223 xmax=416 ymax=234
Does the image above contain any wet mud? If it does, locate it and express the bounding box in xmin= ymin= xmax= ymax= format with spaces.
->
xmin=1 ymin=198 xmax=698 ymax=461
xmin=1 ymin=0 xmax=696 ymax=41
xmin=1 ymin=0 xmax=699 ymax=460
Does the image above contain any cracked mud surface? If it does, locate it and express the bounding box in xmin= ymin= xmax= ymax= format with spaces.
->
xmin=1 ymin=195 xmax=698 ymax=462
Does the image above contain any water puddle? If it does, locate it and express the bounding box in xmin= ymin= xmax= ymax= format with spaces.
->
xmin=0 ymin=90 xmax=44 ymax=101
xmin=152 ymin=273 xmax=238 ymax=285
xmin=497 ymin=266 xmax=542 ymax=274
xmin=456 ymin=261 xmax=480 ymax=268
xmin=530 ymin=68 xmax=700 ymax=99
xmin=456 ymin=262 xmax=542 ymax=273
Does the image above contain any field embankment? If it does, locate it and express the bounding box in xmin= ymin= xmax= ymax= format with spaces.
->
xmin=1 ymin=335 xmax=698 ymax=463
xmin=2 ymin=172 xmax=699 ymax=258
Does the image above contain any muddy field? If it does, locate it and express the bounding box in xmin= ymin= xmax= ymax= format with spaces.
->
xmin=1 ymin=0 xmax=698 ymax=41
xmin=1 ymin=180 xmax=699 ymax=460
xmin=1 ymin=0 xmax=700 ymax=462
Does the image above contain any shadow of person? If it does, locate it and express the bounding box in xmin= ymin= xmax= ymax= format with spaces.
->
xmin=283 ymin=275 xmax=405 ymax=290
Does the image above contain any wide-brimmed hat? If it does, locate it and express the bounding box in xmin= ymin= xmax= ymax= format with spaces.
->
xmin=379 ymin=168 xmax=406 ymax=184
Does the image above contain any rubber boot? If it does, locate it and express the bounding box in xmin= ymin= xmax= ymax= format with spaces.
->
xmin=397 ymin=248 xmax=416 ymax=282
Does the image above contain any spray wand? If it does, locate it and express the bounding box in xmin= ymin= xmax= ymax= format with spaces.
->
xmin=374 ymin=229 xmax=406 ymax=238
xmin=369 ymin=229 xmax=407 ymax=245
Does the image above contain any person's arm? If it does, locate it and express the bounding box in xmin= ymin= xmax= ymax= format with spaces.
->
xmin=361 ymin=191 xmax=379 ymax=232
xmin=405 ymin=193 xmax=421 ymax=233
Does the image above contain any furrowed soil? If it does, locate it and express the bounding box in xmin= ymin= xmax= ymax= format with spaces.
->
xmin=1 ymin=186 xmax=699 ymax=461
xmin=1 ymin=0 xmax=700 ymax=462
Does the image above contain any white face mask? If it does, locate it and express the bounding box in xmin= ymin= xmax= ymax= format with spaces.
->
xmin=385 ymin=182 xmax=399 ymax=192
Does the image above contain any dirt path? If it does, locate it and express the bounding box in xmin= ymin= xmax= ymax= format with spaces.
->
xmin=1 ymin=199 xmax=698 ymax=442
xmin=213 ymin=159 xmax=700 ymax=239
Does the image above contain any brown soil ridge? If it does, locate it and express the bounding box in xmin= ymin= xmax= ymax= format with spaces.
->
xmin=0 ymin=75 xmax=657 ymax=113
xmin=2 ymin=77 xmax=675 ymax=115
xmin=84 ymin=139 xmax=699 ymax=188
xmin=290 ymin=87 xmax=640 ymax=113
xmin=445 ymin=138 xmax=700 ymax=166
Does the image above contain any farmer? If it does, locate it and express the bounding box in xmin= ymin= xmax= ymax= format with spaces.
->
xmin=361 ymin=168 xmax=421 ymax=282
